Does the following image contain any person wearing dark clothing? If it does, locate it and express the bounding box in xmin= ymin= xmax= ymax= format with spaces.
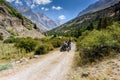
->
xmin=60 ymin=41 xmax=68 ymax=52
xmin=67 ymin=40 xmax=71 ymax=51
xmin=60 ymin=40 xmax=71 ymax=52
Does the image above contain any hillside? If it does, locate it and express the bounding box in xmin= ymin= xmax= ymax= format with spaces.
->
xmin=18 ymin=8 xmax=61 ymax=32
xmin=47 ymin=1 xmax=120 ymax=37
xmin=0 ymin=0 xmax=43 ymax=39
xmin=78 ymin=0 xmax=120 ymax=16
xmin=5 ymin=0 xmax=62 ymax=32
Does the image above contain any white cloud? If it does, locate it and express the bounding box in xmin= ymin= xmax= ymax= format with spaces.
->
xmin=41 ymin=7 xmax=49 ymax=11
xmin=52 ymin=6 xmax=62 ymax=10
xmin=15 ymin=0 xmax=23 ymax=5
xmin=45 ymin=8 xmax=49 ymax=11
xmin=59 ymin=15 xmax=66 ymax=20
xmin=33 ymin=0 xmax=52 ymax=5
xmin=31 ymin=4 xmax=36 ymax=9
xmin=26 ymin=1 xmax=32 ymax=7
xmin=41 ymin=7 xmax=45 ymax=10
xmin=6 ymin=0 xmax=15 ymax=3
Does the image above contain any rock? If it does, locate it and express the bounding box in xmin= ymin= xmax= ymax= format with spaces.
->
xmin=10 ymin=59 xmax=16 ymax=66
xmin=33 ymin=55 xmax=39 ymax=58
xmin=16 ymin=61 xmax=21 ymax=64
xmin=20 ymin=57 xmax=28 ymax=62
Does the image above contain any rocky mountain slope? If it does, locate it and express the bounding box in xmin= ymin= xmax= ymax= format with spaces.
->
xmin=78 ymin=0 xmax=120 ymax=16
xmin=47 ymin=1 xmax=120 ymax=36
xmin=18 ymin=8 xmax=61 ymax=32
xmin=5 ymin=0 xmax=62 ymax=32
xmin=0 ymin=0 xmax=43 ymax=39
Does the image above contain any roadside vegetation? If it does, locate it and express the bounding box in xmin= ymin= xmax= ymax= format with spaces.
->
xmin=0 ymin=36 xmax=69 ymax=63
xmin=0 ymin=34 xmax=3 ymax=40
xmin=76 ymin=22 xmax=120 ymax=65
xmin=0 ymin=63 xmax=12 ymax=71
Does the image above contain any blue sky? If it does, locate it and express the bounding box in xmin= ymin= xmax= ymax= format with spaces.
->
xmin=6 ymin=0 xmax=99 ymax=22
xmin=35 ymin=0 xmax=99 ymax=22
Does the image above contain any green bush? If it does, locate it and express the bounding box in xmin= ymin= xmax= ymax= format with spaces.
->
xmin=26 ymin=25 xmax=32 ymax=30
xmin=108 ymin=22 xmax=120 ymax=42
xmin=77 ymin=29 xmax=120 ymax=64
xmin=50 ymin=38 xmax=64 ymax=48
xmin=44 ymin=43 xmax=54 ymax=51
xmin=4 ymin=36 xmax=17 ymax=43
xmin=15 ymin=37 xmax=37 ymax=52
xmin=35 ymin=45 xmax=47 ymax=55
xmin=40 ymin=37 xmax=64 ymax=48
xmin=0 ymin=34 xmax=3 ymax=40
xmin=7 ymin=30 xmax=18 ymax=36
xmin=35 ymin=43 xmax=54 ymax=55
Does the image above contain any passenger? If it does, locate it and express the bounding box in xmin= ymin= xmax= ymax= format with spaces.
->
xmin=67 ymin=40 xmax=71 ymax=51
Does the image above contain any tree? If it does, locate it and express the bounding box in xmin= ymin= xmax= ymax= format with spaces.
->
xmin=97 ymin=17 xmax=110 ymax=30
xmin=87 ymin=23 xmax=94 ymax=31
xmin=0 ymin=34 xmax=3 ymax=40
xmin=97 ymin=18 xmax=102 ymax=30
xmin=101 ymin=17 xmax=109 ymax=29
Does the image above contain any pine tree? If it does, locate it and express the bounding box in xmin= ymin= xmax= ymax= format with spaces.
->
xmin=97 ymin=18 xmax=102 ymax=30
xmin=87 ymin=23 xmax=94 ymax=30
xmin=101 ymin=17 xmax=110 ymax=29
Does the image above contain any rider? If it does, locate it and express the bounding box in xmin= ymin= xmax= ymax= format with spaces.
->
xmin=67 ymin=40 xmax=71 ymax=50
xmin=61 ymin=41 xmax=67 ymax=51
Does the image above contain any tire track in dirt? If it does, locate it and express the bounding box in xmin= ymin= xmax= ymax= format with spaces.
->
xmin=0 ymin=43 xmax=76 ymax=80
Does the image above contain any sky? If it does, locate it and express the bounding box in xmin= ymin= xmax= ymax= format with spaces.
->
xmin=36 ymin=0 xmax=99 ymax=22
xmin=6 ymin=0 xmax=99 ymax=23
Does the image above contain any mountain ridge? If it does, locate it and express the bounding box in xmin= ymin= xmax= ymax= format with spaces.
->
xmin=18 ymin=7 xmax=62 ymax=32
xmin=78 ymin=0 xmax=120 ymax=17
xmin=47 ymin=1 xmax=120 ymax=37
xmin=6 ymin=0 xmax=62 ymax=32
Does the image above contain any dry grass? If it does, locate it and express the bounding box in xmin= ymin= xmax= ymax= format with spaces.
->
xmin=0 ymin=42 xmax=34 ymax=63
xmin=70 ymin=54 xmax=120 ymax=80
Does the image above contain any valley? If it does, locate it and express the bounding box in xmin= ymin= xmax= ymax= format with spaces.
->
xmin=0 ymin=0 xmax=120 ymax=80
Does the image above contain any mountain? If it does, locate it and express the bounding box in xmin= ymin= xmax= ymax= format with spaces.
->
xmin=47 ymin=1 xmax=120 ymax=37
xmin=0 ymin=0 xmax=43 ymax=39
xmin=5 ymin=0 xmax=62 ymax=32
xmin=18 ymin=8 xmax=61 ymax=32
xmin=78 ymin=0 xmax=120 ymax=16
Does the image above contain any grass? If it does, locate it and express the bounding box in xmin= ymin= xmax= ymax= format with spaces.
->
xmin=0 ymin=63 xmax=12 ymax=71
xmin=0 ymin=42 xmax=34 ymax=62
xmin=0 ymin=34 xmax=3 ymax=40
xmin=0 ymin=36 xmax=70 ymax=62
xmin=7 ymin=30 xmax=18 ymax=36
xmin=26 ymin=25 xmax=33 ymax=30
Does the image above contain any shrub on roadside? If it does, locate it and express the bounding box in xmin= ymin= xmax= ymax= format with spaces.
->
xmin=15 ymin=37 xmax=37 ymax=52
xmin=44 ymin=43 xmax=54 ymax=51
xmin=77 ymin=30 xmax=120 ymax=64
xmin=35 ymin=43 xmax=54 ymax=55
xmin=50 ymin=37 xmax=66 ymax=48
xmin=108 ymin=22 xmax=120 ymax=42
xmin=35 ymin=45 xmax=47 ymax=55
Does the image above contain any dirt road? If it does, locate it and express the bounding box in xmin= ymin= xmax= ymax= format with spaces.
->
xmin=0 ymin=43 xmax=76 ymax=80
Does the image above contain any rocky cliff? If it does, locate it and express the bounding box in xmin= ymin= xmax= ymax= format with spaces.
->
xmin=0 ymin=0 xmax=43 ymax=39
xmin=18 ymin=8 xmax=61 ymax=32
